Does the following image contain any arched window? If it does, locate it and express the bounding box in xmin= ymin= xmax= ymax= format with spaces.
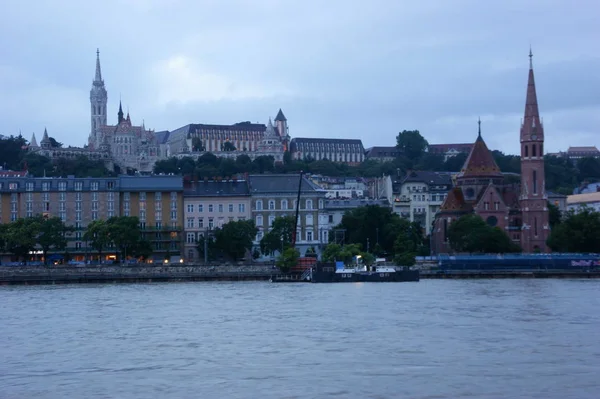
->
xmin=268 ymin=200 xmax=275 ymax=210
xmin=281 ymin=199 xmax=288 ymax=210
xmin=306 ymin=199 xmax=313 ymax=210
xmin=539 ymin=144 xmax=543 ymax=157
xmin=533 ymin=170 xmax=537 ymax=195
xmin=532 ymin=144 xmax=537 ymax=157
xmin=256 ymin=215 xmax=263 ymax=226
xmin=306 ymin=214 xmax=313 ymax=226
xmin=524 ymin=145 xmax=529 ymax=157
xmin=534 ymin=217 xmax=538 ymax=236
xmin=255 ymin=200 xmax=263 ymax=210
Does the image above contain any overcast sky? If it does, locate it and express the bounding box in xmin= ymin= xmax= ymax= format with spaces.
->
xmin=1 ymin=0 xmax=598 ymax=155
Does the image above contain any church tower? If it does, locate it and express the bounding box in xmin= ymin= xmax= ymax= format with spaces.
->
xmin=89 ymin=48 xmax=108 ymax=147
xmin=519 ymin=50 xmax=550 ymax=253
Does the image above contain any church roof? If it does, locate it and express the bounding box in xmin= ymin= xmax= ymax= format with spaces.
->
xmin=40 ymin=128 xmax=50 ymax=143
xmin=275 ymin=109 xmax=287 ymax=122
xmin=439 ymin=187 xmax=472 ymax=213
xmin=30 ymin=132 xmax=39 ymax=148
xmin=456 ymin=121 xmax=503 ymax=180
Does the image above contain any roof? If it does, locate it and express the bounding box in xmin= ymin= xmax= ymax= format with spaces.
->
xmin=439 ymin=187 xmax=472 ymax=213
xmin=275 ymin=109 xmax=287 ymax=122
xmin=402 ymin=171 xmax=452 ymax=186
xmin=154 ymin=130 xmax=171 ymax=144
xmin=567 ymin=146 xmax=600 ymax=153
xmin=456 ymin=134 xmax=503 ymax=179
xmin=119 ymin=175 xmax=183 ymax=191
xmin=567 ymin=192 xmax=600 ymax=205
xmin=365 ymin=146 xmax=401 ymax=158
xmin=0 ymin=170 xmax=28 ymax=178
xmin=291 ymin=137 xmax=364 ymax=148
xmin=428 ymin=143 xmax=473 ymax=154
xmin=248 ymin=174 xmax=321 ymax=194
xmin=184 ymin=180 xmax=250 ymax=197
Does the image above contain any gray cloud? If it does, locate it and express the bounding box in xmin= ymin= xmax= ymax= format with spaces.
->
xmin=0 ymin=0 xmax=598 ymax=155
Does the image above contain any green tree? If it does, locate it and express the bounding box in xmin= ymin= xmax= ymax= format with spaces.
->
xmin=132 ymin=239 xmax=153 ymax=261
xmin=447 ymin=214 xmax=520 ymax=253
xmin=192 ymin=137 xmax=205 ymax=152
xmin=547 ymin=207 xmax=600 ymax=253
xmin=222 ymin=141 xmax=236 ymax=152
xmin=577 ymin=157 xmax=600 ymax=181
xmin=83 ymin=220 xmax=110 ymax=261
xmin=4 ymin=218 xmax=39 ymax=263
xmin=0 ymin=134 xmax=27 ymax=170
xmin=214 ymin=220 xmax=258 ymax=261
xmin=397 ymin=130 xmax=428 ymax=162
xmin=197 ymin=234 xmax=218 ymax=262
xmin=49 ymin=137 xmax=63 ymax=148
xmin=260 ymin=216 xmax=295 ymax=256
xmin=548 ymin=202 xmax=562 ymax=228
xmin=106 ymin=216 xmax=142 ymax=261
xmin=34 ymin=215 xmax=73 ymax=265
xmin=276 ymin=247 xmax=300 ymax=273
xmin=443 ymin=153 xmax=468 ymax=172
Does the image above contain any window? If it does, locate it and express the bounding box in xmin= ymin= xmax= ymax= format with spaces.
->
xmin=155 ymin=201 xmax=162 ymax=211
xmin=540 ymin=144 xmax=543 ymax=157
xmin=156 ymin=221 xmax=162 ymax=229
xmin=74 ymin=181 xmax=83 ymax=191
xmin=140 ymin=192 xmax=146 ymax=201
xmin=525 ymin=145 xmax=528 ymax=157
xmin=58 ymin=182 xmax=66 ymax=191
xmin=187 ymin=217 xmax=194 ymax=228
xmin=76 ymin=212 xmax=82 ymax=221
xmin=228 ymin=204 xmax=234 ymax=213
xmin=198 ymin=218 xmax=204 ymax=228
xmin=187 ymin=249 xmax=194 ymax=261
xmin=208 ymin=204 xmax=214 ymax=212
xmin=59 ymin=192 xmax=66 ymax=202
xmin=155 ymin=211 xmax=162 ymax=221
xmin=59 ymin=202 xmax=66 ymax=211
xmin=187 ymin=204 xmax=194 ymax=213
xmin=534 ymin=217 xmax=538 ymax=236
xmin=9 ymin=183 xmax=18 ymax=190
xmin=319 ymin=199 xmax=324 ymax=209
xmin=92 ymin=192 xmax=98 ymax=201
xmin=91 ymin=182 xmax=99 ymax=191
xmin=26 ymin=193 xmax=32 ymax=202
xmin=186 ymin=233 xmax=196 ymax=243
xmin=494 ymin=202 xmax=500 ymax=210
xmin=484 ymin=202 xmax=489 ymax=210
xmin=306 ymin=199 xmax=313 ymax=210
xmin=533 ymin=170 xmax=537 ymax=195
xmin=42 ymin=182 xmax=50 ymax=191
xmin=171 ymin=192 xmax=177 ymax=201
xmin=257 ymin=231 xmax=264 ymax=240
xmin=268 ymin=200 xmax=275 ymax=210
xmin=92 ymin=211 xmax=98 ymax=220
xmin=238 ymin=203 xmax=245 ymax=213
xmin=140 ymin=210 xmax=146 ymax=221
xmin=170 ymin=201 xmax=177 ymax=210
xmin=256 ymin=200 xmax=263 ymax=210
xmin=123 ymin=192 xmax=130 ymax=201
xmin=108 ymin=202 xmax=114 ymax=211
xmin=26 ymin=182 xmax=34 ymax=191
xmin=208 ymin=218 xmax=214 ymax=229
xmin=532 ymin=144 xmax=537 ymax=157
xmin=107 ymin=181 xmax=115 ymax=190
xmin=155 ymin=192 xmax=162 ymax=201
xmin=199 ymin=204 xmax=203 ymax=212
xmin=281 ymin=200 xmax=288 ymax=210
xmin=268 ymin=215 xmax=276 ymax=227
xmin=171 ymin=211 xmax=177 ymax=220
xmin=218 ymin=204 xmax=223 ymax=213
xmin=256 ymin=215 xmax=263 ymax=226
xmin=26 ymin=202 xmax=32 ymax=211
xmin=306 ymin=214 xmax=313 ymax=226
xmin=328 ymin=215 xmax=334 ymax=223
xmin=307 ymin=231 xmax=313 ymax=241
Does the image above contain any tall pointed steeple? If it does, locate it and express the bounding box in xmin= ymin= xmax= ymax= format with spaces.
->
xmin=521 ymin=48 xmax=543 ymax=141
xmin=40 ymin=128 xmax=51 ymax=149
xmin=94 ymin=48 xmax=103 ymax=83
xmin=118 ymin=101 xmax=124 ymax=123
xmin=30 ymin=132 xmax=39 ymax=148
xmin=456 ymin=119 xmax=503 ymax=180
xmin=89 ymin=48 xmax=108 ymax=147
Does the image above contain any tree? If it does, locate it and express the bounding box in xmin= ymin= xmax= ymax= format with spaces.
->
xmin=49 ymin=137 xmax=63 ymax=148
xmin=34 ymin=215 xmax=73 ymax=265
xmin=448 ymin=214 xmax=520 ymax=253
xmin=192 ymin=137 xmax=205 ymax=152
xmin=321 ymin=243 xmax=362 ymax=264
xmin=197 ymin=234 xmax=217 ymax=262
xmin=577 ymin=157 xmax=600 ymax=181
xmin=260 ymin=216 xmax=295 ymax=256
xmin=0 ymin=134 xmax=27 ymax=170
xmin=276 ymin=247 xmax=300 ymax=273
xmin=548 ymin=202 xmax=562 ymax=228
xmin=106 ymin=216 xmax=142 ymax=261
xmin=547 ymin=207 xmax=600 ymax=253
xmin=132 ymin=239 xmax=153 ymax=261
xmin=214 ymin=220 xmax=258 ymax=261
xmin=222 ymin=141 xmax=236 ymax=152
xmin=397 ymin=130 xmax=428 ymax=162
xmin=83 ymin=220 xmax=110 ymax=261
xmin=4 ymin=218 xmax=39 ymax=263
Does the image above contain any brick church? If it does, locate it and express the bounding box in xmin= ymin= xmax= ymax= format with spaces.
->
xmin=432 ymin=52 xmax=550 ymax=254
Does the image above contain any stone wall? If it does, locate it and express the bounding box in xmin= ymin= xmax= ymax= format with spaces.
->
xmin=0 ymin=264 xmax=281 ymax=284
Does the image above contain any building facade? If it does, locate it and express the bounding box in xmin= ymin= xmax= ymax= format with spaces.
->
xmin=290 ymin=138 xmax=365 ymax=165
xmin=427 ymin=143 xmax=474 ymax=161
xmin=432 ymin=52 xmax=550 ymax=254
xmin=364 ymin=146 xmax=402 ymax=162
xmin=183 ymin=179 xmax=252 ymax=261
xmin=566 ymin=192 xmax=600 ymax=213
xmin=248 ymin=174 xmax=326 ymax=256
xmin=392 ymin=171 xmax=452 ymax=234
xmin=0 ymin=175 xmax=183 ymax=263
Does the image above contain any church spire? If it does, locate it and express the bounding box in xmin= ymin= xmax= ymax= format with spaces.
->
xmin=477 ymin=117 xmax=481 ymax=138
xmin=118 ymin=101 xmax=124 ymax=123
xmin=94 ymin=48 xmax=103 ymax=82
xmin=521 ymin=48 xmax=542 ymax=140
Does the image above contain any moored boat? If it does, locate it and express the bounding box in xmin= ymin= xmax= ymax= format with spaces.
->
xmin=310 ymin=262 xmax=419 ymax=283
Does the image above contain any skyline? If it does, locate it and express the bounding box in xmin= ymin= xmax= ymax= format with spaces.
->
xmin=1 ymin=1 xmax=599 ymax=155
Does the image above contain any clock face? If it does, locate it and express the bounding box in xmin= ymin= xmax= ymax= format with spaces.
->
xmin=531 ymin=134 xmax=538 ymax=140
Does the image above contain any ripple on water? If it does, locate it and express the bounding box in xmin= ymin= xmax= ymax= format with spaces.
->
xmin=0 ymin=280 xmax=599 ymax=399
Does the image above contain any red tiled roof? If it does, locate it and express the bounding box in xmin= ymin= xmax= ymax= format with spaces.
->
xmin=439 ymin=187 xmax=472 ymax=213
xmin=456 ymin=135 xmax=503 ymax=179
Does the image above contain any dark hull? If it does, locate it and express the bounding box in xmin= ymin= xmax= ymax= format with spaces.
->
xmin=311 ymin=269 xmax=419 ymax=283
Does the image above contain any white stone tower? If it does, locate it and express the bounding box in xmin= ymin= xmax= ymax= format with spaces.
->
xmin=89 ymin=48 xmax=107 ymax=147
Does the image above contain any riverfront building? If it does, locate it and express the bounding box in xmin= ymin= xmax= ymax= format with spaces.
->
xmin=0 ymin=175 xmax=184 ymax=263
xmin=183 ymin=179 xmax=252 ymax=261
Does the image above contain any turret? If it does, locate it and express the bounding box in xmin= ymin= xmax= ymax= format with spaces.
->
xmin=90 ymin=48 xmax=108 ymax=145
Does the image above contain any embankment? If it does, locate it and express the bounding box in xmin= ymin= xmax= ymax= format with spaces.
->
xmin=0 ymin=264 xmax=281 ymax=285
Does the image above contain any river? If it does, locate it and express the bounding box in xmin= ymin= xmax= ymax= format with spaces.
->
xmin=1 ymin=279 xmax=599 ymax=399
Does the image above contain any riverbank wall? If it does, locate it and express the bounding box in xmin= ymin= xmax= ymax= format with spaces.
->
xmin=420 ymin=270 xmax=600 ymax=279
xmin=0 ymin=264 xmax=281 ymax=285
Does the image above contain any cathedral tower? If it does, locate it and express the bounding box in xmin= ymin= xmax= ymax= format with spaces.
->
xmin=89 ymin=48 xmax=108 ymax=146
xmin=519 ymin=50 xmax=550 ymax=253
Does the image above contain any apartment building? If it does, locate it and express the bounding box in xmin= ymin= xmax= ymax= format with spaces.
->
xmin=183 ymin=179 xmax=252 ymax=261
